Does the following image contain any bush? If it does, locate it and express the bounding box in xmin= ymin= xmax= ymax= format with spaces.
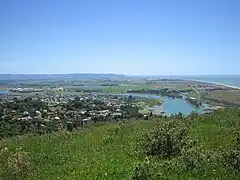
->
xmin=223 ymin=135 xmax=240 ymax=170
xmin=139 ymin=121 xmax=191 ymax=159
xmin=223 ymin=150 xmax=240 ymax=170
xmin=0 ymin=147 xmax=32 ymax=180
xmin=178 ymin=147 xmax=207 ymax=171
xmin=121 ymin=105 xmax=139 ymax=118
xmin=132 ymin=162 xmax=155 ymax=180
xmin=132 ymin=158 xmax=164 ymax=180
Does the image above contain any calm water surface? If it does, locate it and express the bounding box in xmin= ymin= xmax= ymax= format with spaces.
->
xmin=0 ymin=90 xmax=8 ymax=95
xmin=145 ymin=75 xmax=240 ymax=88
xmin=123 ymin=93 xmax=208 ymax=116
xmin=182 ymin=75 xmax=240 ymax=88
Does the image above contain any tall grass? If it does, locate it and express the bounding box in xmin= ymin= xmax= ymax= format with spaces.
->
xmin=0 ymin=109 xmax=240 ymax=179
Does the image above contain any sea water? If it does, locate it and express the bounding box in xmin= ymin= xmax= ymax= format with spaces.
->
xmin=0 ymin=91 xmax=8 ymax=95
xmin=182 ymin=75 xmax=240 ymax=88
xmin=141 ymin=75 xmax=240 ymax=88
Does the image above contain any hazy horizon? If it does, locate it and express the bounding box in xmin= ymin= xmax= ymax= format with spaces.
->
xmin=0 ymin=73 xmax=240 ymax=76
xmin=1 ymin=0 xmax=239 ymax=75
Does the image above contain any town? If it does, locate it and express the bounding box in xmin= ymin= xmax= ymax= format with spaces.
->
xmin=0 ymin=92 xmax=152 ymax=138
xmin=1 ymin=75 xmax=240 ymax=139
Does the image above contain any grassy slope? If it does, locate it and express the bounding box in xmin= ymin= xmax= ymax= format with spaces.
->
xmin=1 ymin=109 xmax=240 ymax=179
xmin=0 ymin=121 xmax=152 ymax=180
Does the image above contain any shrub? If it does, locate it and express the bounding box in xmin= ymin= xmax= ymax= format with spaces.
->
xmin=132 ymin=162 xmax=155 ymax=180
xmin=139 ymin=121 xmax=191 ymax=159
xmin=223 ymin=135 xmax=240 ymax=170
xmin=132 ymin=158 xmax=164 ymax=180
xmin=178 ymin=147 xmax=207 ymax=171
xmin=223 ymin=150 xmax=240 ymax=170
xmin=0 ymin=147 xmax=32 ymax=180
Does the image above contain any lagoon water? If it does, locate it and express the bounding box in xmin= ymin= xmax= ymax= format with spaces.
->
xmin=124 ymin=93 xmax=208 ymax=116
xmin=161 ymin=97 xmax=198 ymax=116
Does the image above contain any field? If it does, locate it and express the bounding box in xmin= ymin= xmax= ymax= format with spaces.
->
xmin=183 ymin=89 xmax=240 ymax=107
xmin=103 ymin=83 xmax=160 ymax=93
xmin=204 ymin=90 xmax=240 ymax=106
xmin=1 ymin=109 xmax=240 ymax=179
xmin=184 ymin=91 xmax=201 ymax=100
xmin=131 ymin=98 xmax=163 ymax=107
xmin=0 ymin=87 xmax=9 ymax=91
xmin=158 ymin=83 xmax=192 ymax=91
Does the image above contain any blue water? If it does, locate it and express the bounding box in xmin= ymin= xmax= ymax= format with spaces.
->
xmin=139 ymin=75 xmax=240 ymax=88
xmin=0 ymin=91 xmax=8 ymax=95
xmin=161 ymin=97 xmax=198 ymax=116
xmin=182 ymin=75 xmax=240 ymax=88
xmin=123 ymin=93 xmax=208 ymax=116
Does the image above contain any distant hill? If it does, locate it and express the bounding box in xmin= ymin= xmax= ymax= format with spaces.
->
xmin=0 ymin=73 xmax=126 ymax=80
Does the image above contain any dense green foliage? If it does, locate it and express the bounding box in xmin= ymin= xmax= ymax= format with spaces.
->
xmin=138 ymin=121 xmax=192 ymax=159
xmin=0 ymin=97 xmax=87 ymax=138
xmin=120 ymin=104 xmax=139 ymax=118
xmin=0 ymin=109 xmax=240 ymax=179
xmin=0 ymin=98 xmax=51 ymax=138
xmin=133 ymin=109 xmax=240 ymax=179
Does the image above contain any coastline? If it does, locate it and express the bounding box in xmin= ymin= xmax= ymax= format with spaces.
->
xmin=187 ymin=79 xmax=240 ymax=90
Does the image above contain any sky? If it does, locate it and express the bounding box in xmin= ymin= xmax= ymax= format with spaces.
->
xmin=0 ymin=0 xmax=239 ymax=75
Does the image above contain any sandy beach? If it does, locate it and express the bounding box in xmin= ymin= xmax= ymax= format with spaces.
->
xmin=188 ymin=79 xmax=240 ymax=90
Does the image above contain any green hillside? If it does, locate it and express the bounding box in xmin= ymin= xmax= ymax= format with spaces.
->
xmin=1 ymin=109 xmax=240 ymax=179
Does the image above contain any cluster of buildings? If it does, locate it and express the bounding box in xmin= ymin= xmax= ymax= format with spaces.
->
xmin=189 ymin=83 xmax=231 ymax=92
xmin=9 ymin=87 xmax=64 ymax=93
xmin=0 ymin=93 xmax=128 ymax=125
xmin=196 ymin=85 xmax=227 ymax=92
xmin=10 ymin=88 xmax=44 ymax=93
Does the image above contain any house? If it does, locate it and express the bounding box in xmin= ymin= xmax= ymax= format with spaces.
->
xmin=111 ymin=112 xmax=122 ymax=118
xmin=82 ymin=117 xmax=93 ymax=124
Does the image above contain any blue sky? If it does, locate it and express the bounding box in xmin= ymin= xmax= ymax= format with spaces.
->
xmin=0 ymin=0 xmax=239 ymax=75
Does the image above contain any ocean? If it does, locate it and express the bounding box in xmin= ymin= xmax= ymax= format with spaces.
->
xmin=182 ymin=75 xmax=240 ymax=88
xmin=144 ymin=75 xmax=240 ymax=88
xmin=0 ymin=91 xmax=8 ymax=95
xmin=141 ymin=75 xmax=240 ymax=88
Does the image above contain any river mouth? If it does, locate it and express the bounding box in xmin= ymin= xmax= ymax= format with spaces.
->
xmin=120 ymin=93 xmax=210 ymax=116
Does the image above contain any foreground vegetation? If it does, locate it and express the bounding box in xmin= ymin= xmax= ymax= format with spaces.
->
xmin=0 ymin=109 xmax=240 ymax=179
